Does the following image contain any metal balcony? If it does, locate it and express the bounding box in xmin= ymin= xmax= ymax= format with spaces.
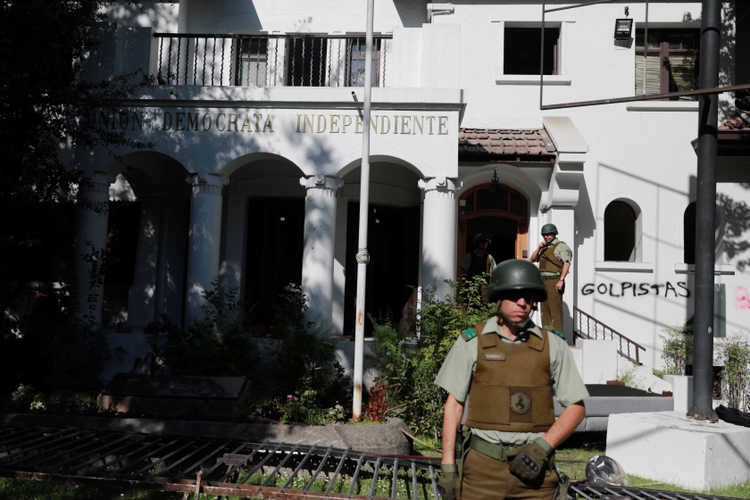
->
xmin=154 ymin=32 xmax=392 ymax=88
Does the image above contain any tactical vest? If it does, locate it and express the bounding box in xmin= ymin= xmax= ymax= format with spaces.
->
xmin=464 ymin=327 xmax=555 ymax=432
xmin=466 ymin=251 xmax=489 ymax=279
xmin=539 ymin=242 xmax=563 ymax=273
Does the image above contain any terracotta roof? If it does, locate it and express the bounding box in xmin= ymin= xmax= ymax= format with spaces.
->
xmin=458 ymin=128 xmax=556 ymax=162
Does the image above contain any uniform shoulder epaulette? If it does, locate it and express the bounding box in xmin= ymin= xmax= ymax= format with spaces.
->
xmin=460 ymin=327 xmax=477 ymax=341
xmin=547 ymin=329 xmax=565 ymax=340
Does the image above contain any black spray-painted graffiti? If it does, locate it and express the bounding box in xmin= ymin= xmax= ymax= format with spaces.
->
xmin=581 ymin=282 xmax=690 ymax=298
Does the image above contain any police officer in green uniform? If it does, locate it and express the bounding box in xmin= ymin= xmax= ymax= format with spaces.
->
xmin=435 ymin=259 xmax=587 ymax=500
xmin=529 ymin=224 xmax=571 ymax=335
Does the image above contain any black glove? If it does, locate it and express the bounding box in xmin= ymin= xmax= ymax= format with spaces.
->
xmin=508 ymin=438 xmax=551 ymax=483
xmin=437 ymin=471 xmax=459 ymax=500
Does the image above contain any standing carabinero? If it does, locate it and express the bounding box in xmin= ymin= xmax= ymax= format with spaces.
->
xmin=529 ymin=223 xmax=571 ymax=336
xmin=435 ymin=259 xmax=587 ymax=500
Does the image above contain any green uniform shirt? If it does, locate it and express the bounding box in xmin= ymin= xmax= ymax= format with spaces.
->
xmin=539 ymin=238 xmax=572 ymax=279
xmin=435 ymin=316 xmax=588 ymax=446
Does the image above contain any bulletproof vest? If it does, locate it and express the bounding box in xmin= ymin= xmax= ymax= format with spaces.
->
xmin=465 ymin=328 xmax=555 ymax=432
xmin=539 ymin=242 xmax=563 ymax=273
xmin=466 ymin=251 xmax=489 ymax=279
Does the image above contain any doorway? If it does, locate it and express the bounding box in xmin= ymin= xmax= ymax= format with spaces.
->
xmin=245 ymin=197 xmax=304 ymax=325
xmin=343 ymin=203 xmax=420 ymax=336
xmin=457 ymin=183 xmax=529 ymax=271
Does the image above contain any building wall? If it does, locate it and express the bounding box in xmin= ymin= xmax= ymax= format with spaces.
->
xmin=80 ymin=0 xmax=750 ymax=373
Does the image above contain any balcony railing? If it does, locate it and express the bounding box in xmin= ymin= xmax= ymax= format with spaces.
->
xmin=154 ymin=32 xmax=392 ymax=88
xmin=573 ymin=306 xmax=646 ymax=365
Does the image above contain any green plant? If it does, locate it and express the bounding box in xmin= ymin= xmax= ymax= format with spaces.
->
xmin=369 ymin=277 xmax=493 ymax=440
xmin=660 ymin=323 xmax=693 ymax=375
xmin=268 ymin=285 xmax=350 ymax=411
xmin=363 ymin=381 xmax=389 ymax=423
xmin=615 ymin=364 xmax=644 ymax=390
xmin=718 ymin=334 xmax=750 ymax=411
xmin=147 ymin=278 xmax=257 ymax=377
xmin=0 ymin=290 xmax=108 ymax=397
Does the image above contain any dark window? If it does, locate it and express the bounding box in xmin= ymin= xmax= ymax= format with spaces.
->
xmin=604 ymin=201 xmax=636 ymax=261
xmin=237 ymin=37 xmax=268 ymax=86
xmin=635 ymin=28 xmax=699 ymax=99
xmin=684 ymin=202 xmax=696 ymax=264
xmin=504 ymin=27 xmax=560 ymax=75
xmin=286 ymin=36 xmax=328 ymax=87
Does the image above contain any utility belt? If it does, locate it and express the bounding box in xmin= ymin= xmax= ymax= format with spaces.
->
xmin=468 ymin=435 xmax=556 ymax=468
xmin=542 ymin=275 xmax=561 ymax=281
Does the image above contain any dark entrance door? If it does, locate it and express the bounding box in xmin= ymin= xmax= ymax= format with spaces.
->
xmin=344 ymin=203 xmax=420 ymax=336
xmin=464 ymin=216 xmax=517 ymax=265
xmin=245 ymin=197 xmax=304 ymax=325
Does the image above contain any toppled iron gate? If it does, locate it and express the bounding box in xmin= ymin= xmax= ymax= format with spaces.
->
xmin=0 ymin=422 xmax=741 ymax=500
xmin=0 ymin=421 xmax=441 ymax=499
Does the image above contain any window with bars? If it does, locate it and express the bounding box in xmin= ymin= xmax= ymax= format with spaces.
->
xmin=286 ymin=36 xmax=328 ymax=87
xmin=347 ymin=38 xmax=381 ymax=87
xmin=635 ymin=28 xmax=699 ymax=99
xmin=237 ymin=37 xmax=268 ymax=86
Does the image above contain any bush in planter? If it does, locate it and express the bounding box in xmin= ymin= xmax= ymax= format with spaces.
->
xmin=659 ymin=323 xmax=693 ymax=376
xmin=718 ymin=334 xmax=750 ymax=411
xmin=267 ymin=284 xmax=350 ymax=422
xmin=369 ymin=277 xmax=493 ymax=440
xmin=147 ymin=279 xmax=257 ymax=377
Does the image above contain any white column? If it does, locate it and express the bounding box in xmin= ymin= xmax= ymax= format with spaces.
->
xmin=185 ymin=172 xmax=228 ymax=324
xmin=222 ymin=190 xmax=248 ymax=299
xmin=300 ymin=175 xmax=343 ymax=333
xmin=72 ymin=171 xmax=114 ymax=327
xmin=332 ymin=196 xmax=349 ymax=336
xmin=126 ymin=199 xmax=163 ymax=330
xmin=419 ymin=177 xmax=458 ymax=302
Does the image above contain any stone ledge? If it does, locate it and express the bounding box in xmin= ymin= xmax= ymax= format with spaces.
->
xmin=0 ymin=413 xmax=413 ymax=456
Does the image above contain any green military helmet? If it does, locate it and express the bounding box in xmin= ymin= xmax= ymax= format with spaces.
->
xmin=486 ymin=259 xmax=547 ymax=303
xmin=472 ymin=232 xmax=493 ymax=247
xmin=540 ymin=223 xmax=558 ymax=235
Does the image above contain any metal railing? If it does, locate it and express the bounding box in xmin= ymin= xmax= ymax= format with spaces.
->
xmin=573 ymin=307 xmax=646 ymax=365
xmin=154 ymin=32 xmax=391 ymax=88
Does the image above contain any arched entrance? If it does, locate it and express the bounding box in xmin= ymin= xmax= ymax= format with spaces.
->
xmin=458 ymin=183 xmax=529 ymax=271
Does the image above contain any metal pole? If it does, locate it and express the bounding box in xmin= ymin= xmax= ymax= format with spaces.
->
xmin=689 ymin=0 xmax=720 ymax=421
xmin=352 ymin=0 xmax=375 ymax=420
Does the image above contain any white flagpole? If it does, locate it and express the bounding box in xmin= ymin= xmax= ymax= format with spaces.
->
xmin=352 ymin=0 xmax=375 ymax=420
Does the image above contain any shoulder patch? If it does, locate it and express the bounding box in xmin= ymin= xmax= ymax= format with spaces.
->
xmin=460 ymin=328 xmax=477 ymax=341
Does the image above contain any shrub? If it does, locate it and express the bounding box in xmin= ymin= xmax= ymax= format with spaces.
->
xmin=147 ymin=279 xmax=257 ymax=377
xmin=369 ymin=277 xmax=493 ymax=440
xmin=268 ymin=285 xmax=350 ymax=421
xmin=363 ymin=381 xmax=388 ymax=423
xmin=718 ymin=334 xmax=750 ymax=411
xmin=660 ymin=323 xmax=693 ymax=375
xmin=0 ymin=290 xmax=107 ymax=397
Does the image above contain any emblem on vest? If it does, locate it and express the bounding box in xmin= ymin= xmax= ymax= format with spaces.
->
xmin=510 ymin=390 xmax=532 ymax=415
xmin=482 ymin=353 xmax=506 ymax=361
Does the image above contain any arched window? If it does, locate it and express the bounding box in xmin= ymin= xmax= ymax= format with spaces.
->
xmin=604 ymin=200 xmax=638 ymax=261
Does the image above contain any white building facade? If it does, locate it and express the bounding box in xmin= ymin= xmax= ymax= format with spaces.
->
xmin=74 ymin=0 xmax=750 ymax=376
